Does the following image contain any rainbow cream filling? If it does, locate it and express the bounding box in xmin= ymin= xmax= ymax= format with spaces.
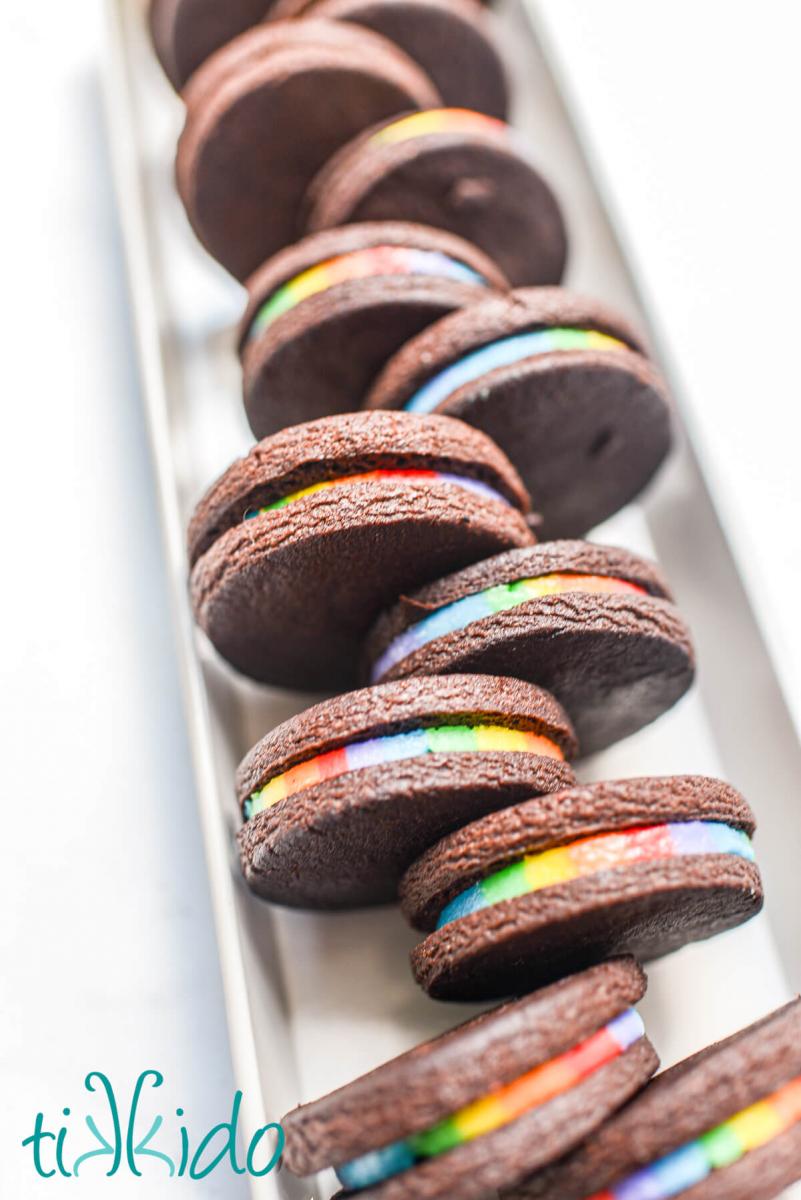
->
xmin=370 ymin=107 xmax=507 ymax=147
xmin=437 ymin=822 xmax=755 ymax=928
xmin=246 ymin=246 xmax=487 ymax=342
xmin=243 ymin=468 xmax=511 ymax=519
xmin=370 ymin=572 xmax=648 ymax=681
xmin=589 ymin=1074 xmax=801 ymax=1200
xmin=336 ymin=1008 xmax=645 ymax=1190
xmin=405 ymin=329 xmax=629 ymax=414
xmin=244 ymin=724 xmax=564 ymax=819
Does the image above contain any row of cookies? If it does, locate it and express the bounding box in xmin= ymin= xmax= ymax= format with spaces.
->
xmin=158 ymin=1 xmax=670 ymax=533
xmin=146 ymin=4 xmax=801 ymax=1199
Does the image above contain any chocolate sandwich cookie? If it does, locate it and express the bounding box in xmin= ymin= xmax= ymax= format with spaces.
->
xmin=176 ymin=21 xmax=440 ymax=280
xmin=509 ymin=1000 xmax=801 ymax=1200
xmin=188 ymin=412 xmax=534 ymax=689
xmin=240 ymin=222 xmax=506 ymax=439
xmin=267 ymin=0 xmax=510 ymax=117
xmin=237 ymin=674 xmax=576 ymax=906
xmin=305 ymin=108 xmax=567 ymax=286
xmin=148 ymin=0 xmax=269 ymax=90
xmin=281 ymin=959 xmax=657 ymax=1197
xmin=402 ymin=776 xmax=762 ymax=1000
xmin=365 ymin=541 xmax=695 ymax=755
xmin=367 ymin=288 xmax=672 ymax=536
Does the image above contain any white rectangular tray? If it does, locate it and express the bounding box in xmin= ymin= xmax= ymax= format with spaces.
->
xmin=103 ymin=1 xmax=801 ymax=1195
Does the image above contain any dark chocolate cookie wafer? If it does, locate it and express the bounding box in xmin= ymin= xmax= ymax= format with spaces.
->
xmin=267 ymin=0 xmax=510 ymax=117
xmin=305 ymin=108 xmax=567 ymax=286
xmin=237 ymin=674 xmax=576 ymax=906
xmin=240 ymin=222 xmax=506 ymax=439
xmin=177 ymin=21 xmax=440 ymax=279
xmin=188 ymin=412 xmax=534 ymax=689
xmin=366 ymin=288 xmax=672 ymax=535
xmin=507 ymin=1000 xmax=801 ymax=1200
xmin=403 ymin=776 xmax=762 ymax=999
xmin=365 ymin=541 xmax=695 ymax=755
xmin=281 ymin=959 xmax=657 ymax=1198
xmin=148 ymin=0 xmax=269 ymax=90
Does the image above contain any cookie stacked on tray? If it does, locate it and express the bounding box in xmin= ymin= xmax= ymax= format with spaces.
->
xmin=148 ymin=4 xmax=801 ymax=1198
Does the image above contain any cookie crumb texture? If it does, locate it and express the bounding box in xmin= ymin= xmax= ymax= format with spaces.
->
xmin=413 ymin=852 xmax=761 ymax=1001
xmin=404 ymin=776 xmax=762 ymax=999
xmin=239 ymin=221 xmax=506 ymax=438
xmin=189 ymin=413 xmax=534 ymax=688
xmin=236 ymin=674 xmax=576 ymax=907
xmin=507 ymin=999 xmax=801 ymax=1200
xmin=365 ymin=541 xmax=694 ymax=755
xmin=282 ymin=960 xmax=657 ymax=1199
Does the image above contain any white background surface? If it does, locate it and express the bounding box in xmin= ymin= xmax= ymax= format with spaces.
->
xmin=1 ymin=3 xmax=245 ymax=1195
xmin=533 ymin=0 xmax=801 ymax=734
xmin=1 ymin=0 xmax=800 ymax=1196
